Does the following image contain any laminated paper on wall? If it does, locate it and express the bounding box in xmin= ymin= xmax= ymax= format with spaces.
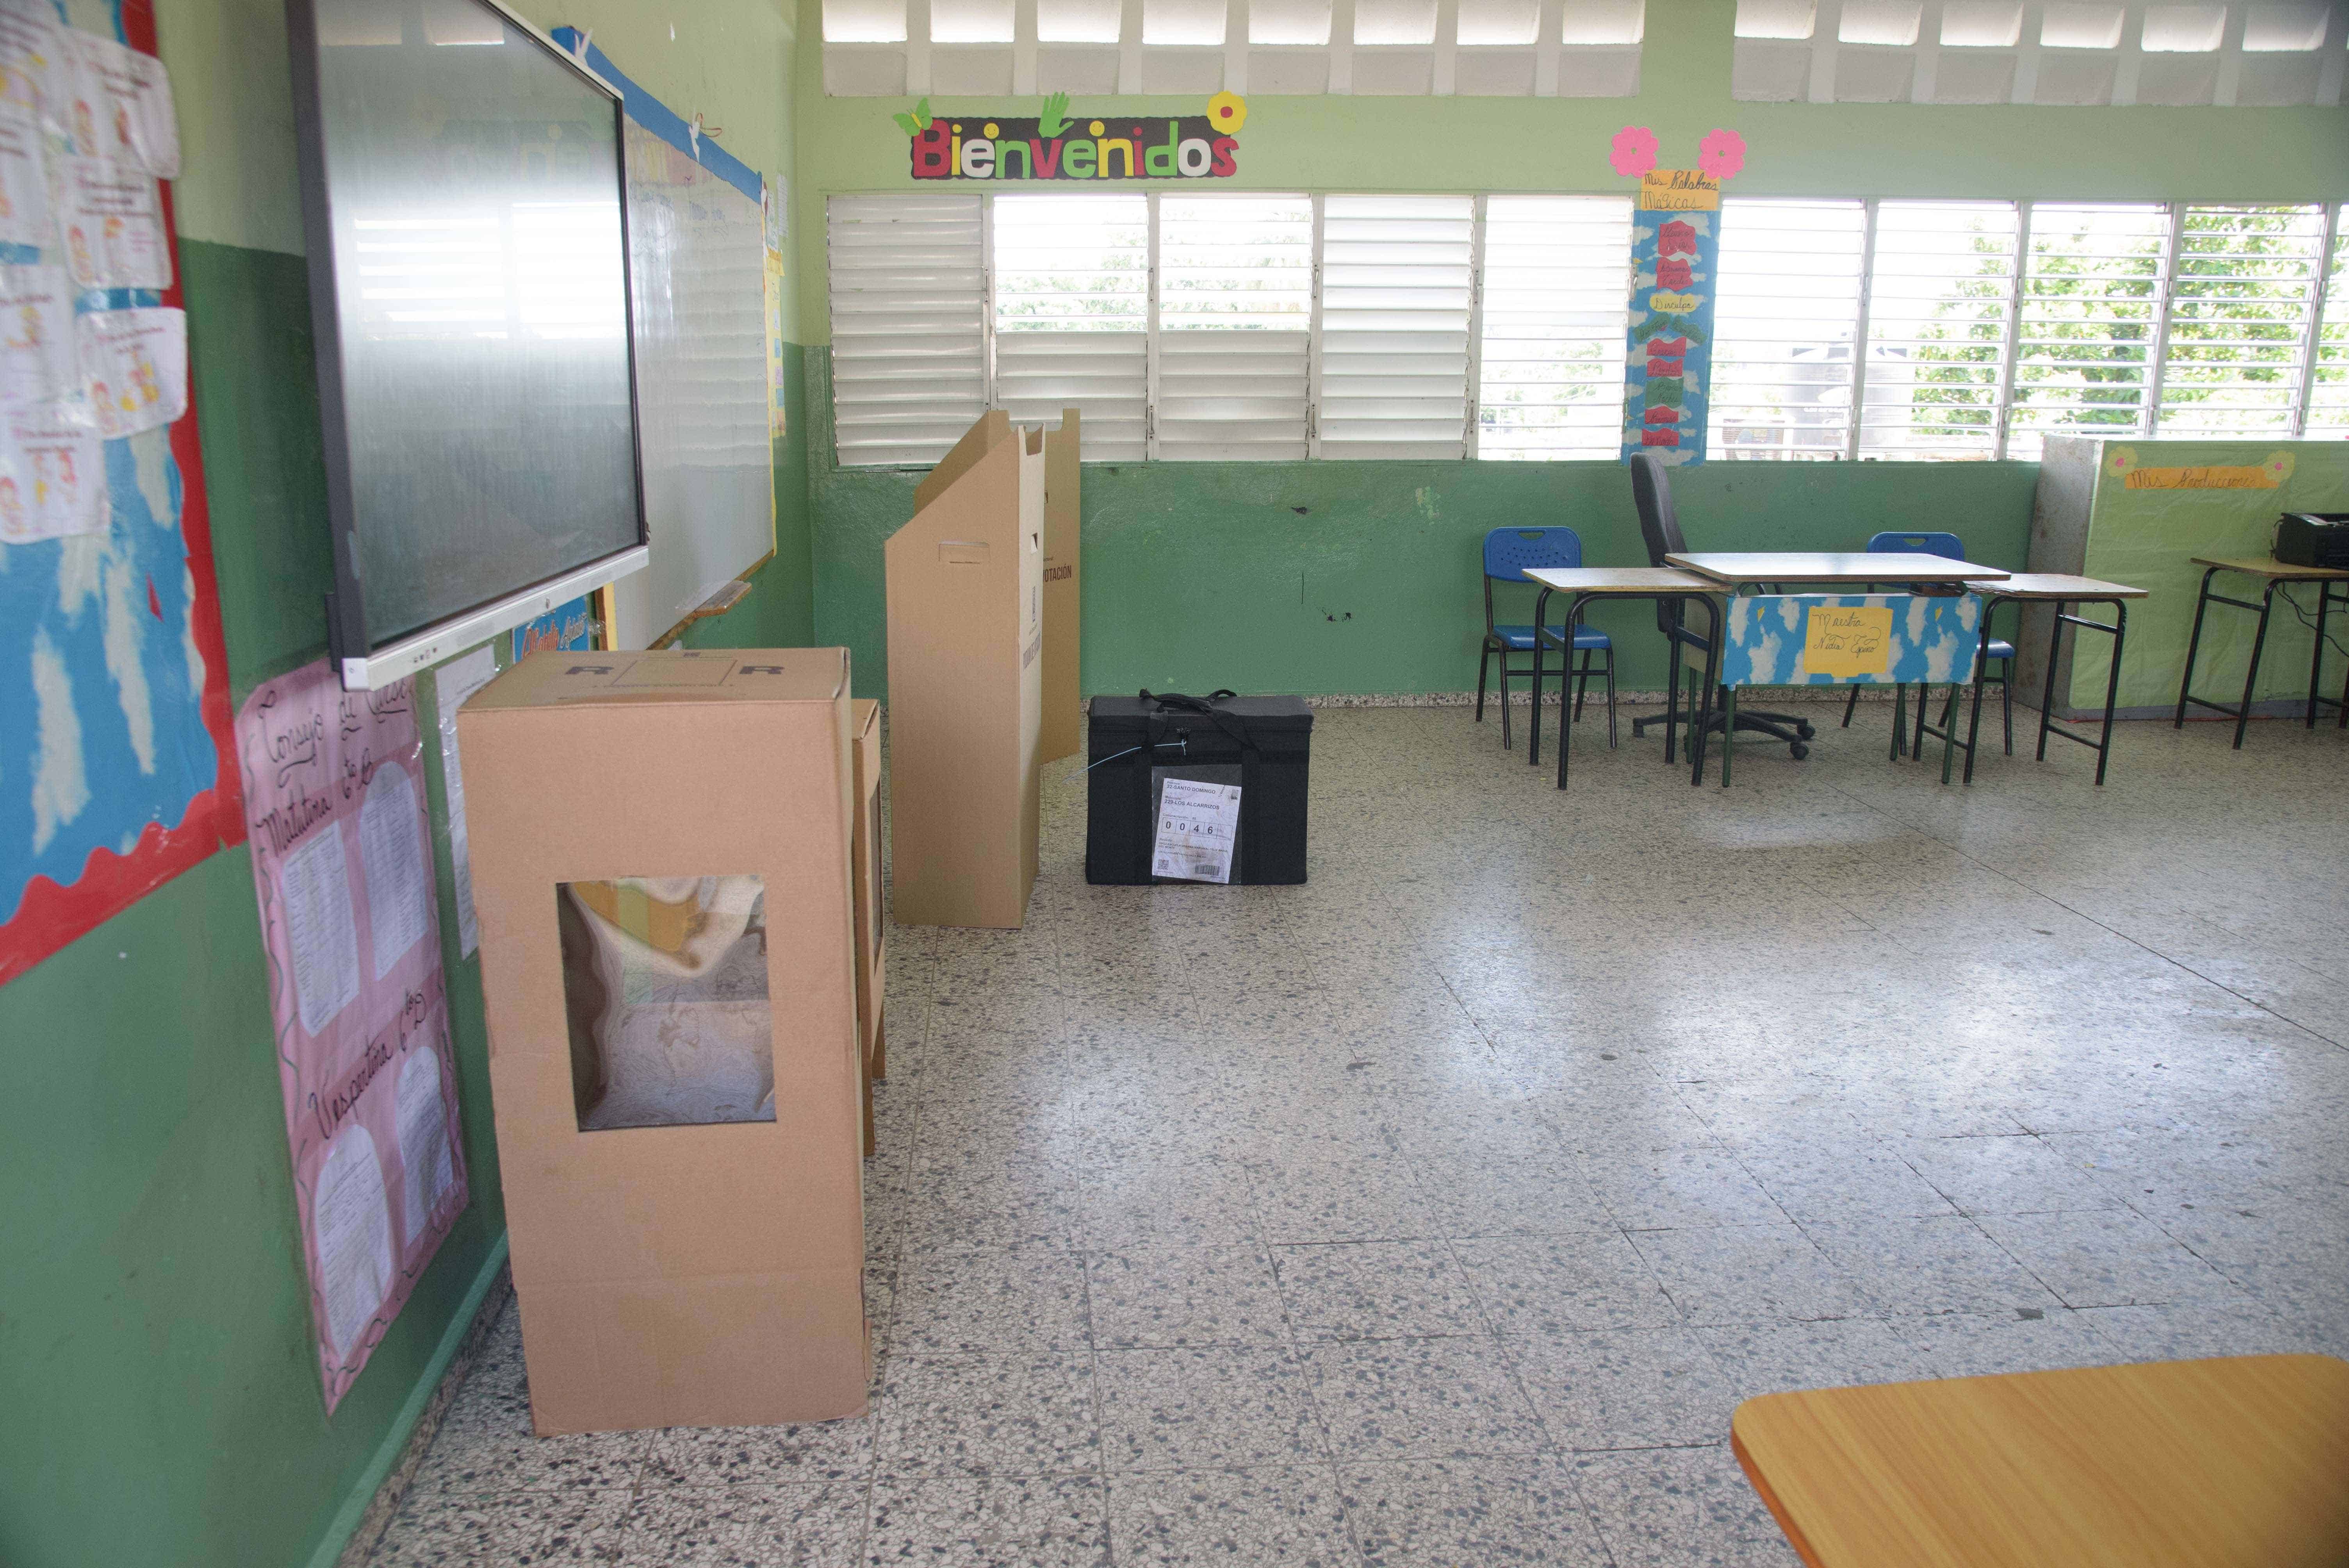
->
xmin=77 ymin=305 xmax=185 ymax=438
xmin=886 ymin=413 xmax=1045 ymax=929
xmin=52 ymin=153 xmax=169 ymax=290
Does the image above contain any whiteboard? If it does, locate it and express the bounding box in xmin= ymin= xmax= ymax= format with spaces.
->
xmin=556 ymin=34 xmax=775 ymax=650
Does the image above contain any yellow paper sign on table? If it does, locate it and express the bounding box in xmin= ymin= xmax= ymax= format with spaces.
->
xmin=1805 ymin=605 xmax=1893 ymax=677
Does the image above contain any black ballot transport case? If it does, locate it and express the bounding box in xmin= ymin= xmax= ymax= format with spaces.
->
xmin=1085 ymin=691 xmax=1313 ymax=885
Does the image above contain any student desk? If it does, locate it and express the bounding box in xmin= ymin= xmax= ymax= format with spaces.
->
xmin=1962 ymin=573 xmax=2147 ymax=787
xmin=1731 ymin=1354 xmax=2349 ymax=1568
xmin=2175 ymin=556 xmax=2349 ymax=748
xmin=1664 ymin=552 xmax=2012 ymax=592
xmin=1522 ymin=567 xmax=1723 ymax=791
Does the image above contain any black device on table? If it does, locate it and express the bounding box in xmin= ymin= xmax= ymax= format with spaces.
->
xmin=2273 ymin=514 xmax=2349 ymax=570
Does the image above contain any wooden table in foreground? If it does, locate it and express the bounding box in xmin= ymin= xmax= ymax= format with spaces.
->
xmin=1732 ymin=1354 xmax=2349 ymax=1568
xmin=1521 ymin=567 xmax=1725 ymax=790
xmin=1665 ymin=551 xmax=2012 ymax=589
xmin=2178 ymin=555 xmax=2349 ymax=748
xmin=1964 ymin=572 xmax=2149 ymax=787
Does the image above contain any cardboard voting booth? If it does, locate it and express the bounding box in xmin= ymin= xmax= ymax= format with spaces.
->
xmin=1041 ymin=410 xmax=1082 ymax=762
xmin=886 ymin=413 xmax=1045 ymax=929
xmin=849 ymin=697 xmax=885 ymax=1155
xmin=460 ymin=648 xmax=868 ymax=1434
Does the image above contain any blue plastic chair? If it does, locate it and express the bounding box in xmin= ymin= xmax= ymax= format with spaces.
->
xmin=1838 ymin=530 xmax=2017 ymax=752
xmin=1477 ymin=527 xmax=1615 ymax=750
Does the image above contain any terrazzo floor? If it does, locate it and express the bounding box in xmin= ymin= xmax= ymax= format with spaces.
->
xmin=371 ymin=700 xmax=2349 ymax=1566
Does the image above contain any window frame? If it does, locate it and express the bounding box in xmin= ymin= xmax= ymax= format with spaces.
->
xmin=823 ymin=189 xmax=2349 ymax=468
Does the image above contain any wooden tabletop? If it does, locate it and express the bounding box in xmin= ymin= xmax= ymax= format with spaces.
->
xmin=2192 ymin=555 xmax=2349 ymax=581
xmin=1981 ymin=572 xmax=2149 ymax=601
xmin=1667 ymin=552 xmax=2012 ymax=587
xmin=1522 ymin=566 xmax=1723 ymax=593
xmin=1732 ymin=1354 xmax=2349 ymax=1568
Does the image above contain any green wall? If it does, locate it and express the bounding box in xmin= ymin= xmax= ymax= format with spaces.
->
xmin=0 ymin=4 xmax=808 ymax=1567
xmin=803 ymin=348 xmax=2042 ymax=700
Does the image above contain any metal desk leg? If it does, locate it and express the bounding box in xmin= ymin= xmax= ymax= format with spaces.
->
xmin=2174 ymin=566 xmax=2221 ymax=728
xmin=2038 ymin=600 xmax=2065 ymax=761
xmin=1963 ymin=597 xmax=2002 ymax=786
xmin=1720 ymin=686 xmax=1737 ymax=789
xmin=2094 ymin=600 xmax=2126 ymax=786
xmin=1527 ymin=585 xmax=1550 ymax=768
xmin=2231 ymin=582 xmax=2278 ymax=749
xmin=2312 ymin=580 xmax=2332 ymax=729
xmin=1890 ymin=684 xmax=1906 ymax=761
xmin=1552 ymin=592 xmax=1595 ymax=791
xmin=1690 ymin=595 xmax=1722 ymax=787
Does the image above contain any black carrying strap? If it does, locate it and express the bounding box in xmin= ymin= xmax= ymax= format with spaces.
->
xmin=1138 ymin=688 xmax=1257 ymax=757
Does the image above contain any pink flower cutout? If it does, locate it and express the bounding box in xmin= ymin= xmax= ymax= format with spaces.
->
xmin=1609 ymin=125 xmax=1659 ymax=178
xmin=1697 ymin=128 xmax=1747 ymax=182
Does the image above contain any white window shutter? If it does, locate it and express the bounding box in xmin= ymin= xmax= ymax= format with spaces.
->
xmin=1317 ymin=194 xmax=1476 ymax=458
xmin=828 ymin=194 xmax=988 ymax=466
xmin=1477 ymin=195 xmax=1634 ymax=460
xmin=1708 ymin=198 xmax=1869 ymax=460
xmin=991 ymin=192 xmax=1150 ymax=459
xmin=2305 ymin=211 xmax=2349 ymax=437
xmin=2156 ymin=204 xmax=2329 ymax=437
xmin=1857 ymin=201 xmax=2021 ymax=459
xmin=2006 ymin=203 xmax=2172 ymax=458
xmin=1157 ymin=194 xmax=1316 ymax=459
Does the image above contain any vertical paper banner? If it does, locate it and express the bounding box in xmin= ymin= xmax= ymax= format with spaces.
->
xmin=1621 ymin=177 xmax=1721 ymax=466
xmin=235 ymin=661 xmax=468 ymax=1412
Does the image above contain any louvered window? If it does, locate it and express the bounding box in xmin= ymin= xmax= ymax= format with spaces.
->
xmin=1316 ymin=194 xmax=1476 ymax=458
xmin=2155 ymin=204 xmax=2329 ymax=437
xmin=1857 ymin=201 xmax=2020 ymax=460
xmin=1476 ymin=195 xmax=1633 ymax=459
xmin=1157 ymin=194 xmax=1315 ymax=460
xmin=2305 ymin=212 xmax=2349 ymax=438
xmin=827 ymin=195 xmax=987 ymax=465
xmin=991 ymin=192 xmax=1150 ymax=460
xmin=1709 ymin=199 xmax=1868 ymax=460
xmin=2006 ymin=203 xmax=2170 ymax=459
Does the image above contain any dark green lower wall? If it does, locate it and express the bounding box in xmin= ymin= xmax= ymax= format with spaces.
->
xmin=0 ymin=241 xmax=817 ymax=1568
xmin=803 ymin=347 xmax=2042 ymax=703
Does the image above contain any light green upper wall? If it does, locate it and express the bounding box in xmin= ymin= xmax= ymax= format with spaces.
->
xmin=161 ymin=0 xmax=800 ymax=329
xmin=788 ymin=0 xmax=2349 ymax=342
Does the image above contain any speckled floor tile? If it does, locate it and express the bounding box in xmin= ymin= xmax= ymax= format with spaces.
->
xmin=1893 ymin=1133 xmax=2119 ymax=1216
xmin=1087 ymin=1242 xmax=1293 ymax=1348
xmin=1338 ymin=1457 xmax=1612 ymax=1566
xmin=863 ymin=1476 xmax=1109 ymax=1567
xmin=871 ymin=1353 xmax=1100 ymax=1477
xmin=1270 ymin=1240 xmax=1487 ymax=1341
xmin=1104 ymin=1465 xmax=1357 ymax=1567
xmin=1584 ymin=1148 xmax=1784 ymax=1231
xmin=1975 ymin=1210 xmax=2249 ymax=1309
xmin=1805 ymin=1215 xmax=2066 ymax=1318
xmin=642 ymin=1420 xmax=873 ymax=1486
xmin=403 ymin=1424 xmax=652 ymax=1499
xmin=891 ymin=1246 xmax=1090 ymax=1354
xmin=1095 ymin=1346 xmax=1329 ymax=1471
xmin=1573 ymin=1444 xmax=1803 ymax=1568
xmin=2075 ymin=1301 xmax=2318 ymax=1363
xmin=1698 ymin=1317 xmax=1942 ymax=1404
xmin=1630 ymin=1223 xmax=1870 ymax=1326
xmin=1731 ymin=1139 xmax=1962 ymax=1225
xmin=1080 ymin=1153 xmax=1263 ymax=1250
xmin=1299 ymin=1336 xmax=1549 ymax=1461
xmin=1452 ymin=1230 xmax=1681 ymax=1335
xmin=371 ymin=1489 xmax=632 ymax=1567
xmin=1893 ymin=1308 xmax=2119 ymax=1378
xmin=1248 ymin=1153 xmax=1443 ymax=1245
xmin=1504 ymin=1326 xmax=1738 ymax=1450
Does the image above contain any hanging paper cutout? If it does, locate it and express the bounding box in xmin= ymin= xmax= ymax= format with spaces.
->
xmin=904 ymin=93 xmax=1244 ymax=181
xmin=1615 ymin=128 xmax=1746 ymax=467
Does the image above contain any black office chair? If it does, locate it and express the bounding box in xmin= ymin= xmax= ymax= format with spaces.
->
xmin=1624 ymin=452 xmax=1813 ymax=761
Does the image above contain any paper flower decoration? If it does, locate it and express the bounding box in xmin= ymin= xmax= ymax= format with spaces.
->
xmin=1208 ymin=91 xmax=1248 ymax=134
xmin=2264 ymin=450 xmax=2296 ymax=484
xmin=1697 ymin=128 xmax=1746 ymax=181
xmin=2106 ymin=446 xmax=2139 ymax=476
xmin=1609 ymin=125 xmax=1658 ymax=178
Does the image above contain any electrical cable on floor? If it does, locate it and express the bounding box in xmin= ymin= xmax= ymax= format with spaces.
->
xmin=2275 ymin=585 xmax=2349 ymax=664
xmin=1065 ymin=737 xmax=1187 ymax=783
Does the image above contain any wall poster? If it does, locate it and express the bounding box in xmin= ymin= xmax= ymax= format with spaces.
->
xmin=235 ymin=660 xmax=467 ymax=1413
xmin=1613 ymin=126 xmax=1746 ymax=466
xmin=0 ymin=0 xmax=237 ymax=989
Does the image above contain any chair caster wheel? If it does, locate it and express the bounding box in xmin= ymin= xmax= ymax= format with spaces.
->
xmin=1796 ymin=722 xmax=1817 ymax=740
xmin=1790 ymin=742 xmax=1810 ymax=760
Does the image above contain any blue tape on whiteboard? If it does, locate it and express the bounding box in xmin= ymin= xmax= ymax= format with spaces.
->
xmin=549 ymin=27 xmax=765 ymax=205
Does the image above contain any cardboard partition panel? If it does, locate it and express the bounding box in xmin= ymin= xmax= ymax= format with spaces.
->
xmin=884 ymin=416 xmax=1045 ymax=929
xmin=848 ymin=697 xmax=885 ymax=1155
xmin=460 ymin=648 xmax=868 ymax=1434
xmin=1041 ymin=409 xmax=1082 ymax=763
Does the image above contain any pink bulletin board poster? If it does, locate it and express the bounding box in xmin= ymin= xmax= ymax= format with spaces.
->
xmin=235 ymin=660 xmax=467 ymax=1412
